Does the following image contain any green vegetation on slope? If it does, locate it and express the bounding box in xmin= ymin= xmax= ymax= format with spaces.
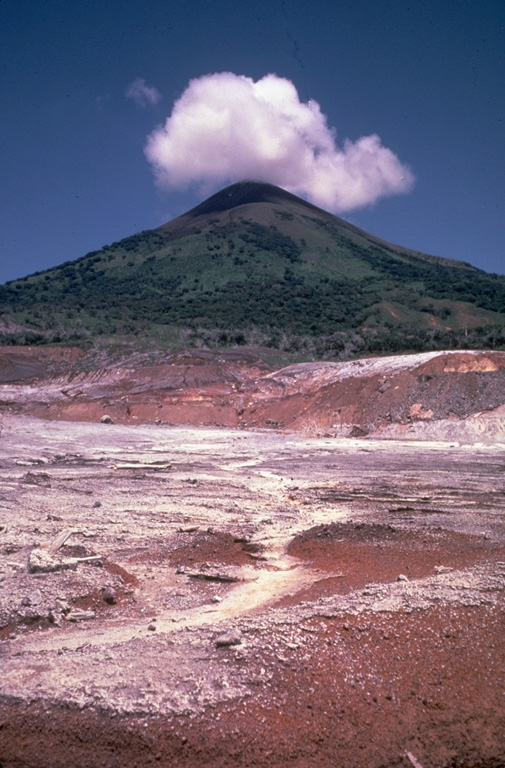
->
xmin=1 ymin=182 xmax=504 ymax=357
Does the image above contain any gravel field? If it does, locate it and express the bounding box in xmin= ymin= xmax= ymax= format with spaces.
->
xmin=1 ymin=414 xmax=505 ymax=767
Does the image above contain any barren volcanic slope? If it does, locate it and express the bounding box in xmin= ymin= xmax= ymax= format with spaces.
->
xmin=1 ymin=182 xmax=505 ymax=353
xmin=1 ymin=345 xmax=505 ymax=443
xmin=1 ymin=347 xmax=505 ymax=766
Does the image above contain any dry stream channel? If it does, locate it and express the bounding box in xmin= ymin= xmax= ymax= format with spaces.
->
xmin=1 ymin=415 xmax=505 ymax=767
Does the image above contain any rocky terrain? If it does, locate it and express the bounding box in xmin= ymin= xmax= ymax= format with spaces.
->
xmin=1 ymin=346 xmax=505 ymax=767
xmin=1 ymin=345 xmax=505 ymax=441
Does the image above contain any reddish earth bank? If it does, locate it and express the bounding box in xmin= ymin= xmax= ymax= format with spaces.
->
xmin=2 ymin=603 xmax=505 ymax=768
xmin=1 ymin=347 xmax=505 ymax=767
xmin=1 ymin=346 xmax=505 ymax=440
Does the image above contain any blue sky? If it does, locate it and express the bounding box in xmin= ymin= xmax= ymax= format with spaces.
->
xmin=1 ymin=0 xmax=503 ymax=284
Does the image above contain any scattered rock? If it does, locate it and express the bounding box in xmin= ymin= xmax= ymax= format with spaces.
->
xmin=55 ymin=598 xmax=71 ymax=614
xmin=187 ymin=571 xmax=241 ymax=583
xmin=100 ymin=415 xmax=114 ymax=424
xmin=349 ymin=425 xmax=369 ymax=438
xmin=65 ymin=609 xmax=95 ymax=622
xmin=47 ymin=609 xmax=63 ymax=626
xmin=397 ymin=574 xmax=409 ymax=582
xmin=215 ymin=631 xmax=242 ymax=648
xmin=22 ymin=471 xmax=51 ymax=486
xmin=20 ymin=590 xmax=45 ymax=610
xmin=28 ymin=548 xmax=76 ymax=574
xmin=434 ymin=565 xmax=453 ymax=574
xmin=102 ymin=586 xmax=117 ymax=605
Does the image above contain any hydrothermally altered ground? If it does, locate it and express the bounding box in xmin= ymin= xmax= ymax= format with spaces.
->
xmin=1 ymin=405 xmax=505 ymax=767
xmin=1 ymin=346 xmax=505 ymax=766
xmin=1 ymin=346 xmax=505 ymax=442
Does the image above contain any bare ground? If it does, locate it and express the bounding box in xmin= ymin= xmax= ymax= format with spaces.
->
xmin=1 ymin=412 xmax=505 ymax=767
xmin=1 ymin=346 xmax=505 ymax=442
xmin=1 ymin=347 xmax=505 ymax=766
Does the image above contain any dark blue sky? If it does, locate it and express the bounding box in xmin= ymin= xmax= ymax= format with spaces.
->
xmin=1 ymin=0 xmax=503 ymax=284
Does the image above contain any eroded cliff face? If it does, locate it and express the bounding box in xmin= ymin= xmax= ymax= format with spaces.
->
xmin=1 ymin=346 xmax=505 ymax=442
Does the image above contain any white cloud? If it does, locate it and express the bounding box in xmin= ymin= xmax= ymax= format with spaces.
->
xmin=144 ymin=73 xmax=415 ymax=214
xmin=126 ymin=77 xmax=161 ymax=108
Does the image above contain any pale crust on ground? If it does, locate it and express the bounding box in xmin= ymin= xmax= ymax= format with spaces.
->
xmin=1 ymin=348 xmax=505 ymax=766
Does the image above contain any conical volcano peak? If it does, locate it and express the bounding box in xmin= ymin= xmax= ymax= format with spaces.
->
xmin=2 ymin=179 xmax=503 ymax=354
xmin=185 ymin=181 xmax=323 ymax=218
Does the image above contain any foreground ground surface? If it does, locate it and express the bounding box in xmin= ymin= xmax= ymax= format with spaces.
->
xmin=1 ymin=414 xmax=505 ymax=767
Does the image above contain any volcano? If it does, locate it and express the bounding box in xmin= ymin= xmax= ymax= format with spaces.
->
xmin=1 ymin=182 xmax=504 ymax=355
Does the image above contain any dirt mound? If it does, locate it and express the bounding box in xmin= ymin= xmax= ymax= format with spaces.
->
xmin=1 ymin=347 xmax=505 ymax=442
xmin=168 ymin=530 xmax=262 ymax=569
xmin=3 ymin=603 xmax=505 ymax=768
xmin=283 ymin=522 xmax=505 ymax=604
